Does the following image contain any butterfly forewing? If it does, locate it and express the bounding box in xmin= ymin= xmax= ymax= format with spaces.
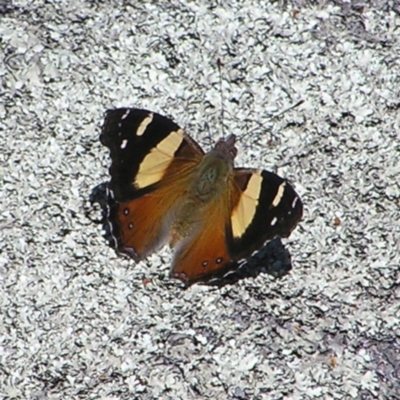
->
xmin=227 ymin=169 xmax=303 ymax=260
xmin=100 ymin=108 xmax=204 ymax=201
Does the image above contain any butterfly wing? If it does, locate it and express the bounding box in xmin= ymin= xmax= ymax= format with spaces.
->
xmin=227 ymin=168 xmax=303 ymax=260
xmin=170 ymin=188 xmax=235 ymax=285
xmin=100 ymin=108 xmax=204 ymax=259
xmin=170 ymin=168 xmax=302 ymax=286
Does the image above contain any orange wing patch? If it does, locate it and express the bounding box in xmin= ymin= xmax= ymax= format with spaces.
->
xmin=116 ymin=193 xmax=170 ymax=260
xmin=112 ymin=145 xmax=203 ymax=260
xmin=115 ymin=167 xmax=193 ymax=259
xmin=170 ymin=194 xmax=235 ymax=285
xmin=170 ymin=224 xmax=232 ymax=285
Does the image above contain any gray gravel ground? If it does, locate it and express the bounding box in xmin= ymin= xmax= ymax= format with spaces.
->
xmin=1 ymin=1 xmax=400 ymax=399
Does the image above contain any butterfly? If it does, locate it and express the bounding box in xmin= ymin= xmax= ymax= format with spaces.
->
xmin=100 ymin=108 xmax=303 ymax=286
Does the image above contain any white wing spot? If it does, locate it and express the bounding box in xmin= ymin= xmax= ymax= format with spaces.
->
xmin=120 ymin=139 xmax=128 ymax=149
xmin=121 ymin=109 xmax=130 ymax=120
xmin=107 ymin=188 xmax=115 ymax=200
xmin=271 ymin=217 xmax=278 ymax=226
xmin=292 ymin=196 xmax=299 ymax=209
xmin=136 ymin=113 xmax=154 ymax=136
xmin=272 ymin=182 xmax=286 ymax=207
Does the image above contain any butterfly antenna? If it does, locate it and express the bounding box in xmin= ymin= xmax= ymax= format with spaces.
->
xmin=217 ymin=58 xmax=225 ymax=137
xmin=274 ymin=99 xmax=305 ymax=118
xmin=238 ymin=98 xmax=305 ymax=146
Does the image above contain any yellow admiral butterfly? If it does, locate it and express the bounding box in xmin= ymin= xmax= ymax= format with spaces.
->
xmin=101 ymin=108 xmax=303 ymax=286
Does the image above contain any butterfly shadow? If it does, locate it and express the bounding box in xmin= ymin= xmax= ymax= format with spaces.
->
xmin=87 ymin=182 xmax=110 ymax=225
xmin=204 ymin=237 xmax=293 ymax=288
xmin=88 ymin=183 xmax=293 ymax=288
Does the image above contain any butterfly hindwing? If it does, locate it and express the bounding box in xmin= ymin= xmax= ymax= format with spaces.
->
xmin=101 ymin=108 xmax=204 ymax=259
xmin=170 ymin=193 xmax=235 ymax=285
xmin=108 ymin=184 xmax=184 ymax=260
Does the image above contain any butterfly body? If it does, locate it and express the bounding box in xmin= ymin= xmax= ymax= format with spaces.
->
xmin=188 ymin=151 xmax=232 ymax=202
xmin=101 ymin=108 xmax=302 ymax=286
